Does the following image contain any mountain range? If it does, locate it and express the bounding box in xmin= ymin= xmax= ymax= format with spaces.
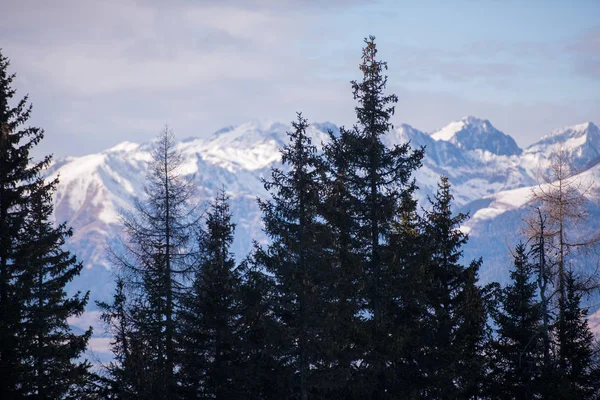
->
xmin=50 ymin=117 xmax=600 ymax=308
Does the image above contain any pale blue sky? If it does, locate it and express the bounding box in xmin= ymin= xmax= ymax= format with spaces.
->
xmin=2 ymin=0 xmax=599 ymax=157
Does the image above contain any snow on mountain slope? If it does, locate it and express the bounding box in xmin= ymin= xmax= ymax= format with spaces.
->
xmin=431 ymin=116 xmax=522 ymax=157
xmin=390 ymin=122 xmax=534 ymax=206
xmin=51 ymin=118 xmax=600 ymax=306
xmin=524 ymin=122 xmax=600 ymax=171
xmin=461 ymin=158 xmax=600 ymax=285
xmin=53 ymin=121 xmax=335 ymax=302
xmin=183 ymin=120 xmax=333 ymax=173
xmin=52 ymin=117 xmax=600 ymax=358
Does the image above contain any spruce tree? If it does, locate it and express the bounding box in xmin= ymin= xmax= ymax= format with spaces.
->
xmin=17 ymin=182 xmax=92 ymax=398
xmin=235 ymin=254 xmax=286 ymax=400
xmin=321 ymin=127 xmax=367 ymax=398
xmin=178 ymin=189 xmax=240 ymax=399
xmin=97 ymin=278 xmax=148 ymax=399
xmin=551 ymin=271 xmax=600 ymax=399
xmin=387 ymin=191 xmax=430 ymax=398
xmin=490 ymin=243 xmax=543 ymax=399
xmin=419 ymin=176 xmax=487 ymax=399
xmin=326 ymin=35 xmax=423 ymax=399
xmin=0 ymin=49 xmax=92 ymax=398
xmin=255 ymin=113 xmax=339 ymax=399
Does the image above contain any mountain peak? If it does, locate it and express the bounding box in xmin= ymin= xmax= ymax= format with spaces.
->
xmin=543 ymin=121 xmax=598 ymax=140
xmin=106 ymin=141 xmax=140 ymax=153
xmin=526 ymin=121 xmax=600 ymax=169
xmin=430 ymin=116 xmax=522 ymax=156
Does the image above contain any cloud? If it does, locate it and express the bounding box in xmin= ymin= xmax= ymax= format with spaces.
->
xmin=88 ymin=337 xmax=113 ymax=355
xmin=2 ymin=0 xmax=599 ymax=158
xmin=68 ymin=310 xmax=103 ymax=333
xmin=566 ymin=28 xmax=600 ymax=79
xmin=4 ymin=0 xmax=318 ymax=95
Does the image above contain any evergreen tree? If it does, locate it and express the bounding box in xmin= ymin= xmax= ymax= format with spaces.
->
xmin=551 ymin=271 xmax=600 ymax=399
xmin=178 ymin=190 xmax=241 ymax=399
xmin=0 ymin=49 xmax=92 ymax=398
xmin=255 ymin=113 xmax=339 ymax=399
xmin=387 ymin=191 xmax=430 ymax=398
xmin=489 ymin=243 xmax=543 ymax=399
xmin=17 ymin=183 xmax=92 ymax=398
xmin=321 ymin=126 xmax=364 ymax=398
xmin=97 ymin=278 xmax=149 ymax=399
xmin=419 ymin=176 xmax=487 ymax=399
xmin=326 ymin=35 xmax=423 ymax=399
xmin=235 ymin=255 xmax=286 ymax=400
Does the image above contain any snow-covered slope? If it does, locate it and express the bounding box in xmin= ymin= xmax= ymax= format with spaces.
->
xmin=53 ymin=117 xmax=600 ymax=305
xmin=461 ymin=161 xmax=600 ymax=285
xmin=523 ymin=122 xmax=600 ymax=170
xmin=431 ymin=116 xmax=522 ymax=157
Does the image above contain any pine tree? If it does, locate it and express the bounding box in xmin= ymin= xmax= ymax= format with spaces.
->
xmin=255 ymin=113 xmax=339 ymax=399
xmin=490 ymin=243 xmax=544 ymax=399
xmin=326 ymin=35 xmax=423 ymax=399
xmin=0 ymin=49 xmax=92 ymax=398
xmin=97 ymin=278 xmax=148 ymax=399
xmin=321 ymin=126 xmax=364 ymax=398
xmin=419 ymin=176 xmax=487 ymax=399
xmin=17 ymin=183 xmax=92 ymax=398
xmin=178 ymin=190 xmax=241 ymax=399
xmin=387 ymin=191 xmax=430 ymax=398
xmin=235 ymin=255 xmax=286 ymax=400
xmin=551 ymin=271 xmax=600 ymax=399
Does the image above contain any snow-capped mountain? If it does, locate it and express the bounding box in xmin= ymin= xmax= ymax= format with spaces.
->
xmin=430 ymin=116 xmax=522 ymax=157
xmin=523 ymin=122 xmax=600 ymax=170
xmin=54 ymin=117 xmax=600 ymax=306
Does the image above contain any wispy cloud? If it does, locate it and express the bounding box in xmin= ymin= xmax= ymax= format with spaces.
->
xmin=2 ymin=0 xmax=599 ymax=157
xmin=566 ymin=28 xmax=600 ymax=79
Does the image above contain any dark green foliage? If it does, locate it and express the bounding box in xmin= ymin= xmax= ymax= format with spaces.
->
xmin=489 ymin=243 xmax=544 ymax=399
xmin=178 ymin=190 xmax=241 ymax=399
xmin=551 ymin=271 xmax=600 ymax=399
xmin=17 ymin=185 xmax=92 ymax=399
xmin=0 ymin=49 xmax=91 ymax=398
xmin=386 ymin=193 xmax=430 ymax=398
xmin=419 ymin=176 xmax=487 ymax=399
xmin=321 ymin=127 xmax=364 ymax=399
xmin=57 ymin=34 xmax=600 ymax=400
xmin=235 ymin=256 xmax=286 ymax=399
xmin=323 ymin=35 xmax=424 ymax=399
xmin=97 ymin=278 xmax=149 ymax=399
xmin=255 ymin=113 xmax=343 ymax=399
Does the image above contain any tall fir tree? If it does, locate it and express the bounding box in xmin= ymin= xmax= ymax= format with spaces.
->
xmin=178 ymin=189 xmax=241 ymax=399
xmin=17 ymin=182 xmax=92 ymax=398
xmin=489 ymin=243 xmax=544 ymax=400
xmin=419 ymin=176 xmax=487 ymax=399
xmin=387 ymin=190 xmax=430 ymax=398
xmin=0 ymin=49 xmax=92 ymax=398
xmin=321 ymin=127 xmax=366 ymax=399
xmin=326 ymin=35 xmax=423 ymax=399
xmin=255 ymin=113 xmax=340 ymax=399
